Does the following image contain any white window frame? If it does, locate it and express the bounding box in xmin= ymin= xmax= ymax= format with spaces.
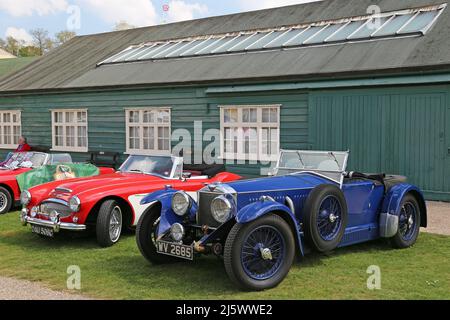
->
xmin=125 ymin=107 xmax=172 ymax=156
xmin=0 ymin=110 xmax=22 ymax=149
xmin=51 ymin=109 xmax=88 ymax=152
xmin=220 ymin=105 xmax=281 ymax=162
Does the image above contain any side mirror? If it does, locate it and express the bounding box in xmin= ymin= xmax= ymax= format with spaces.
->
xmin=182 ymin=172 xmax=192 ymax=180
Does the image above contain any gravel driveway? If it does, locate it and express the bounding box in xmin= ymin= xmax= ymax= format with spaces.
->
xmin=423 ymin=201 xmax=450 ymax=236
xmin=0 ymin=277 xmax=90 ymax=300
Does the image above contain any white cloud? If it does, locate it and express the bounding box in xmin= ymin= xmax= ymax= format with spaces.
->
xmin=165 ymin=0 xmax=208 ymax=23
xmin=240 ymin=0 xmax=321 ymax=11
xmin=0 ymin=0 xmax=68 ymax=17
xmin=5 ymin=27 xmax=34 ymax=45
xmin=78 ymin=0 xmax=159 ymax=27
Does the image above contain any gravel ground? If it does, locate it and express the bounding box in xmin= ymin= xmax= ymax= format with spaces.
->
xmin=0 ymin=201 xmax=448 ymax=300
xmin=423 ymin=201 xmax=450 ymax=236
xmin=0 ymin=277 xmax=90 ymax=300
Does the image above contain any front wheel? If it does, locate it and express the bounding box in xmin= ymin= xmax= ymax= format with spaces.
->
xmin=96 ymin=200 xmax=123 ymax=247
xmin=136 ymin=205 xmax=180 ymax=264
xmin=391 ymin=194 xmax=421 ymax=249
xmin=0 ymin=187 xmax=12 ymax=215
xmin=224 ymin=215 xmax=295 ymax=291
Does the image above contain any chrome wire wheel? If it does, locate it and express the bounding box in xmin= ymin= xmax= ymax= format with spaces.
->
xmin=399 ymin=202 xmax=418 ymax=242
xmin=109 ymin=206 xmax=123 ymax=243
xmin=317 ymin=195 xmax=342 ymax=241
xmin=0 ymin=192 xmax=7 ymax=213
xmin=241 ymin=225 xmax=286 ymax=281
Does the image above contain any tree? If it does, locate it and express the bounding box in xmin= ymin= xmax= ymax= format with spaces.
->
xmin=19 ymin=46 xmax=41 ymax=57
xmin=5 ymin=36 xmax=20 ymax=56
xmin=113 ymin=21 xmax=135 ymax=31
xmin=0 ymin=38 xmax=6 ymax=49
xmin=55 ymin=30 xmax=76 ymax=46
xmin=30 ymin=28 xmax=54 ymax=55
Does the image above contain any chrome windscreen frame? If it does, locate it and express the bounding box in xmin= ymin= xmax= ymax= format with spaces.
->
xmin=274 ymin=150 xmax=350 ymax=188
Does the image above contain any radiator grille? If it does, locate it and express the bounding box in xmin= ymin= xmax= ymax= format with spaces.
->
xmin=197 ymin=191 xmax=222 ymax=228
xmin=39 ymin=201 xmax=72 ymax=218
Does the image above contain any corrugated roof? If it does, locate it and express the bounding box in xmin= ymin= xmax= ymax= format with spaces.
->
xmin=0 ymin=0 xmax=449 ymax=93
xmin=0 ymin=49 xmax=16 ymax=59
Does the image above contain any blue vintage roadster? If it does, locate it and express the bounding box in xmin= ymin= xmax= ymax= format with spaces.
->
xmin=136 ymin=150 xmax=427 ymax=291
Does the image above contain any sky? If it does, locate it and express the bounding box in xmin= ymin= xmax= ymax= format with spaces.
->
xmin=0 ymin=0 xmax=320 ymax=44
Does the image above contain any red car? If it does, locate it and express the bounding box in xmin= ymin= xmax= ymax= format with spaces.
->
xmin=21 ymin=155 xmax=241 ymax=247
xmin=0 ymin=152 xmax=114 ymax=215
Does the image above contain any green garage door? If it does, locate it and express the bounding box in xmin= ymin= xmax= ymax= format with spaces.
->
xmin=309 ymin=88 xmax=450 ymax=201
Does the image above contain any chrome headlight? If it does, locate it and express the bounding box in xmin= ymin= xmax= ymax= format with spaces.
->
xmin=20 ymin=190 xmax=31 ymax=206
xmin=170 ymin=223 xmax=185 ymax=242
xmin=30 ymin=206 xmax=38 ymax=218
xmin=211 ymin=196 xmax=232 ymax=224
xmin=69 ymin=196 xmax=81 ymax=212
xmin=171 ymin=192 xmax=191 ymax=216
xmin=49 ymin=210 xmax=59 ymax=223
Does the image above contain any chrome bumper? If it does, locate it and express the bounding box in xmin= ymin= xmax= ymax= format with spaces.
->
xmin=20 ymin=209 xmax=86 ymax=232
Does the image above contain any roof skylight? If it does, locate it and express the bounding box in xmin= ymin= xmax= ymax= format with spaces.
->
xmin=98 ymin=4 xmax=446 ymax=66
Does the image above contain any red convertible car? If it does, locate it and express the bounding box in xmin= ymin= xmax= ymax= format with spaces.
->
xmin=21 ymin=155 xmax=241 ymax=247
xmin=0 ymin=152 xmax=109 ymax=215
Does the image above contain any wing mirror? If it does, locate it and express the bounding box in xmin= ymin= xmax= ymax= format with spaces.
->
xmin=181 ymin=172 xmax=192 ymax=181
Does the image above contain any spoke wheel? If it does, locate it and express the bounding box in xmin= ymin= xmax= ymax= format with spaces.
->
xmin=224 ymin=215 xmax=295 ymax=291
xmin=303 ymin=184 xmax=348 ymax=253
xmin=241 ymin=226 xmax=285 ymax=281
xmin=109 ymin=206 xmax=123 ymax=243
xmin=317 ymin=195 xmax=343 ymax=241
xmin=96 ymin=200 xmax=125 ymax=247
xmin=0 ymin=187 xmax=12 ymax=215
xmin=136 ymin=204 xmax=181 ymax=264
xmin=391 ymin=194 xmax=421 ymax=249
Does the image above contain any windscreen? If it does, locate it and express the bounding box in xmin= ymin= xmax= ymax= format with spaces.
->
xmin=119 ymin=155 xmax=179 ymax=178
xmin=276 ymin=150 xmax=348 ymax=182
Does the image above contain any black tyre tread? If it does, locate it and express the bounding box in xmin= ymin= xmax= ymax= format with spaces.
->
xmin=303 ymin=184 xmax=348 ymax=253
xmin=224 ymin=214 xmax=295 ymax=291
xmin=390 ymin=194 xmax=421 ymax=249
xmin=96 ymin=200 xmax=121 ymax=247
xmin=223 ymin=221 xmax=243 ymax=288
xmin=0 ymin=186 xmax=13 ymax=215
xmin=136 ymin=206 xmax=179 ymax=264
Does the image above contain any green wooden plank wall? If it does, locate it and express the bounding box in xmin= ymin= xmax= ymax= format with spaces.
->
xmin=309 ymin=85 xmax=450 ymax=201
xmin=0 ymin=87 xmax=309 ymax=178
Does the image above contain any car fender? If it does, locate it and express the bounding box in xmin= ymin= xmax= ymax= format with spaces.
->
xmin=140 ymin=189 xmax=198 ymax=238
xmin=380 ymin=183 xmax=427 ymax=237
xmin=236 ymin=200 xmax=304 ymax=256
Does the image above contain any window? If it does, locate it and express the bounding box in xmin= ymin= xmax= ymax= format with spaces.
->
xmin=126 ymin=108 xmax=171 ymax=155
xmin=51 ymin=110 xmax=88 ymax=152
xmin=220 ymin=105 xmax=280 ymax=161
xmin=0 ymin=111 xmax=21 ymax=149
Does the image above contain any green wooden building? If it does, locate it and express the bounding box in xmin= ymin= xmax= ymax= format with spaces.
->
xmin=0 ymin=0 xmax=449 ymax=201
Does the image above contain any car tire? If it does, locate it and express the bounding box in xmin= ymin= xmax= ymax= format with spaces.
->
xmin=96 ymin=200 xmax=123 ymax=247
xmin=224 ymin=215 xmax=295 ymax=291
xmin=391 ymin=194 xmax=421 ymax=249
xmin=303 ymin=184 xmax=348 ymax=253
xmin=0 ymin=187 xmax=12 ymax=215
xmin=136 ymin=205 xmax=180 ymax=264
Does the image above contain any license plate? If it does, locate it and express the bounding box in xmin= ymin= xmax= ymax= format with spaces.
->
xmin=31 ymin=225 xmax=54 ymax=238
xmin=156 ymin=240 xmax=194 ymax=261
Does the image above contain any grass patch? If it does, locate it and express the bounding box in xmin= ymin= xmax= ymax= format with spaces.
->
xmin=0 ymin=212 xmax=449 ymax=300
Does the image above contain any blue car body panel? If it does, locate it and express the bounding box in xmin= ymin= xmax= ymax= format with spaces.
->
xmin=141 ymin=171 xmax=426 ymax=255
xmin=382 ymin=184 xmax=426 ymax=217
xmin=140 ymin=189 xmax=198 ymax=238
